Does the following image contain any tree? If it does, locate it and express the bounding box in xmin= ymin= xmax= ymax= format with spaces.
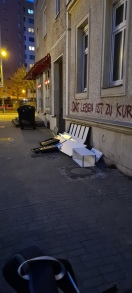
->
xmin=11 ymin=65 xmax=35 ymax=100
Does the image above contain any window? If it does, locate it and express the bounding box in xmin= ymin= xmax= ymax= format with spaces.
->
xmin=55 ymin=0 xmax=60 ymax=16
xmin=82 ymin=25 xmax=88 ymax=92
xmin=29 ymin=46 xmax=35 ymax=50
xmin=29 ymin=55 xmax=35 ymax=60
xmin=28 ymin=9 xmax=34 ymax=14
xmin=28 ymin=27 xmax=34 ymax=33
xmin=76 ymin=15 xmax=89 ymax=98
xmin=29 ymin=37 xmax=34 ymax=42
xmin=18 ymin=22 xmax=21 ymax=28
xmin=28 ymin=18 xmax=34 ymax=24
xmin=110 ymin=0 xmax=127 ymax=86
xmin=101 ymin=0 xmax=129 ymax=96
xmin=29 ymin=64 xmax=34 ymax=69
xmin=45 ymin=70 xmax=50 ymax=113
xmin=43 ymin=7 xmax=47 ymax=37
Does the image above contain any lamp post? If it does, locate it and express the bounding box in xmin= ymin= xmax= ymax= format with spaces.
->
xmin=0 ymin=26 xmax=8 ymax=112
xmin=0 ymin=50 xmax=7 ymax=113
xmin=0 ymin=52 xmax=4 ymax=88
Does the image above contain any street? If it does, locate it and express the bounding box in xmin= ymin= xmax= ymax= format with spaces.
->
xmin=0 ymin=117 xmax=132 ymax=293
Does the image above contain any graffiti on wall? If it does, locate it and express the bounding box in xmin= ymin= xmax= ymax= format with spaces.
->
xmin=71 ymin=101 xmax=132 ymax=119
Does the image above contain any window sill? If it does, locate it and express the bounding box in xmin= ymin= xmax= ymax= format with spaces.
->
xmin=75 ymin=92 xmax=88 ymax=100
xmin=101 ymin=84 xmax=125 ymax=97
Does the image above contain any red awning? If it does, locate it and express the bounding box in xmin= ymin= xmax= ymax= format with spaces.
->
xmin=24 ymin=53 xmax=51 ymax=80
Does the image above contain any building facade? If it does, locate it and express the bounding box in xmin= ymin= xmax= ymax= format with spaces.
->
xmin=28 ymin=0 xmax=67 ymax=132
xmin=0 ymin=0 xmax=35 ymax=96
xmin=30 ymin=0 xmax=132 ymax=176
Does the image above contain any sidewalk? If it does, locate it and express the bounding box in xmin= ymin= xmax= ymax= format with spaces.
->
xmin=0 ymin=120 xmax=132 ymax=293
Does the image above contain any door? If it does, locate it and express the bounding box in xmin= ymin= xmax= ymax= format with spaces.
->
xmin=54 ymin=56 xmax=65 ymax=133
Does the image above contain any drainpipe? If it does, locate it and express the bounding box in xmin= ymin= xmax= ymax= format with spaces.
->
xmin=66 ymin=10 xmax=71 ymax=116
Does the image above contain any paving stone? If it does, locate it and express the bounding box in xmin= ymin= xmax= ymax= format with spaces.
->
xmin=0 ymin=121 xmax=132 ymax=292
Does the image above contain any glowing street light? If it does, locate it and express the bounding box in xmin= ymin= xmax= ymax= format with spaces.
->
xmin=1 ymin=49 xmax=7 ymax=57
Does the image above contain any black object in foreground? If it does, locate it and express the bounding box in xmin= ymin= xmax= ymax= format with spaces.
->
xmin=3 ymin=246 xmax=120 ymax=293
xmin=31 ymin=145 xmax=59 ymax=154
xmin=40 ymin=138 xmax=60 ymax=147
xmin=3 ymin=246 xmax=79 ymax=293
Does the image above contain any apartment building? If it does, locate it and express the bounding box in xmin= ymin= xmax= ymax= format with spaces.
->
xmin=24 ymin=0 xmax=35 ymax=71
xmin=0 ymin=0 xmax=35 ymax=95
xmin=26 ymin=0 xmax=132 ymax=176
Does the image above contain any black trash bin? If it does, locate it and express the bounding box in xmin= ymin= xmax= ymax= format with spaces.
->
xmin=17 ymin=105 xmax=35 ymax=130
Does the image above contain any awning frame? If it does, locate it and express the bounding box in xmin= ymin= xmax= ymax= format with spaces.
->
xmin=24 ymin=53 xmax=51 ymax=80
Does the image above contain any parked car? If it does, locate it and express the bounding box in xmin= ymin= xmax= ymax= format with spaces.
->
xmin=5 ymin=104 xmax=13 ymax=110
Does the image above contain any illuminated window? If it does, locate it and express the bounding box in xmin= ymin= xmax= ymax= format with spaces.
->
xmin=29 ymin=46 xmax=35 ymax=51
xmin=28 ymin=9 xmax=34 ymax=14
xmin=28 ymin=27 xmax=34 ymax=33
xmin=44 ymin=70 xmax=50 ymax=113
xmin=29 ymin=64 xmax=34 ymax=69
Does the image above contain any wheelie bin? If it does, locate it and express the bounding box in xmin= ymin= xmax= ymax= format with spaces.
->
xmin=17 ymin=105 xmax=35 ymax=129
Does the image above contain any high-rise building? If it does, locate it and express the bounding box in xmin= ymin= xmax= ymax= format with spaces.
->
xmin=0 ymin=0 xmax=35 ymax=95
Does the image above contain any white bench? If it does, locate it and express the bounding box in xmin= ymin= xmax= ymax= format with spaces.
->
xmin=57 ymin=124 xmax=89 ymax=144
xmin=56 ymin=124 xmax=90 ymax=157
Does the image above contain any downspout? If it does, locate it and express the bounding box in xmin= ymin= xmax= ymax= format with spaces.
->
xmin=66 ymin=9 xmax=71 ymax=116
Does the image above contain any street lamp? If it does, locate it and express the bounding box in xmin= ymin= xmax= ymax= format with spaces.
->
xmin=22 ymin=89 xmax=26 ymax=94
xmin=0 ymin=27 xmax=8 ymax=112
xmin=0 ymin=50 xmax=7 ymax=112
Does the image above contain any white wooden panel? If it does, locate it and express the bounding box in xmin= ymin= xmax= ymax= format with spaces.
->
xmin=78 ymin=126 xmax=85 ymax=139
xmin=72 ymin=124 xmax=77 ymax=136
xmin=82 ymin=127 xmax=89 ymax=143
xmin=75 ymin=125 xmax=81 ymax=138
xmin=60 ymin=140 xmax=86 ymax=157
xmin=69 ymin=123 xmax=74 ymax=135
